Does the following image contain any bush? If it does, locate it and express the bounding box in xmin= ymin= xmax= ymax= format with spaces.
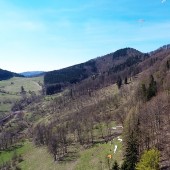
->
xmin=15 ymin=166 xmax=22 ymax=170
xmin=18 ymin=155 xmax=23 ymax=163
xmin=136 ymin=149 xmax=160 ymax=170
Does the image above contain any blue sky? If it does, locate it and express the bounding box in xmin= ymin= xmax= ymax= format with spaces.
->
xmin=0 ymin=0 xmax=170 ymax=72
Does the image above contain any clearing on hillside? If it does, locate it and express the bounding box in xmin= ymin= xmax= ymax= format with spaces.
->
xmin=0 ymin=76 xmax=43 ymax=116
xmin=18 ymin=138 xmax=122 ymax=170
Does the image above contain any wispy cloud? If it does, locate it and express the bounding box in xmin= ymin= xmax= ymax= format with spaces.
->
xmin=161 ymin=0 xmax=167 ymax=3
xmin=138 ymin=19 xmax=145 ymax=23
xmin=0 ymin=0 xmax=170 ymax=72
xmin=0 ymin=6 xmax=45 ymax=32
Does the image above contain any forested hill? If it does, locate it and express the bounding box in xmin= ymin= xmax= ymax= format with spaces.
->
xmin=0 ymin=68 xmax=24 ymax=81
xmin=1 ymin=44 xmax=170 ymax=170
xmin=44 ymin=47 xmax=149 ymax=94
xmin=44 ymin=59 xmax=97 ymax=85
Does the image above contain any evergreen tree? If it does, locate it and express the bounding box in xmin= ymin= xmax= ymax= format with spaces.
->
xmin=141 ymin=84 xmax=147 ymax=101
xmin=121 ymin=162 xmax=128 ymax=170
xmin=147 ymin=75 xmax=157 ymax=100
xmin=112 ymin=160 xmax=120 ymax=170
xmin=117 ymin=76 xmax=122 ymax=89
xmin=141 ymin=75 xmax=157 ymax=101
xmin=122 ymin=131 xmax=139 ymax=170
xmin=21 ymin=86 xmax=25 ymax=93
xmin=124 ymin=77 xmax=128 ymax=84
xmin=167 ymin=60 xmax=170 ymax=70
xmin=122 ymin=113 xmax=140 ymax=170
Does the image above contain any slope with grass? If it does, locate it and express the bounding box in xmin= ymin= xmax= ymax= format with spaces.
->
xmin=19 ymin=144 xmax=78 ymax=170
xmin=17 ymin=81 xmax=125 ymax=170
xmin=17 ymin=137 xmax=122 ymax=170
xmin=1 ymin=45 xmax=170 ymax=169
xmin=75 ymin=138 xmax=122 ymax=170
xmin=0 ymin=76 xmax=43 ymax=94
xmin=0 ymin=141 xmax=32 ymax=166
xmin=0 ymin=76 xmax=43 ymax=117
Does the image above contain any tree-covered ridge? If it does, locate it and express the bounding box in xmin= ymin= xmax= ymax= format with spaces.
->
xmin=44 ymin=48 xmax=149 ymax=95
xmin=0 ymin=45 xmax=170 ymax=170
xmin=110 ymin=54 xmax=149 ymax=73
xmin=44 ymin=48 xmax=144 ymax=86
xmin=112 ymin=48 xmax=143 ymax=60
xmin=44 ymin=60 xmax=97 ymax=85
xmin=0 ymin=68 xmax=23 ymax=81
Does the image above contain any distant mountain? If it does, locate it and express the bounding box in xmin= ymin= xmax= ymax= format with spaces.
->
xmin=20 ymin=71 xmax=45 ymax=77
xmin=44 ymin=47 xmax=149 ymax=94
xmin=0 ymin=68 xmax=24 ymax=81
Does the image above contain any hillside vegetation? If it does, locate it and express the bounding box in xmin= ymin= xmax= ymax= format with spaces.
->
xmin=0 ymin=68 xmax=23 ymax=81
xmin=0 ymin=45 xmax=170 ymax=170
xmin=0 ymin=76 xmax=43 ymax=117
xmin=44 ymin=48 xmax=149 ymax=95
xmin=18 ymin=138 xmax=122 ymax=170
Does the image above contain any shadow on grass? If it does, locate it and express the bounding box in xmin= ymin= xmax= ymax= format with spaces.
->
xmin=59 ymin=151 xmax=80 ymax=162
xmin=0 ymin=144 xmax=23 ymax=152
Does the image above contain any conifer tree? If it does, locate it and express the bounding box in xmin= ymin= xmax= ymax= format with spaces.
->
xmin=121 ymin=113 xmax=140 ymax=170
xmin=122 ymin=131 xmax=139 ymax=170
xmin=124 ymin=77 xmax=128 ymax=84
xmin=147 ymin=75 xmax=157 ymax=100
xmin=167 ymin=60 xmax=170 ymax=69
xmin=112 ymin=160 xmax=120 ymax=170
xmin=117 ymin=76 xmax=122 ymax=89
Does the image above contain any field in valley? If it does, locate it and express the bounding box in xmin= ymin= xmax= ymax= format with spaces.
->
xmin=0 ymin=76 xmax=43 ymax=116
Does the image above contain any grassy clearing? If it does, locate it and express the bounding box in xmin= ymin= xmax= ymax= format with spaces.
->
xmin=0 ymin=141 xmax=32 ymax=165
xmin=18 ymin=138 xmax=122 ymax=170
xmin=19 ymin=144 xmax=78 ymax=170
xmin=0 ymin=93 xmax=21 ymax=113
xmin=0 ymin=76 xmax=43 ymax=114
xmin=0 ymin=77 xmax=43 ymax=94
xmin=0 ymin=103 xmax=12 ymax=112
xmin=75 ymin=138 xmax=122 ymax=170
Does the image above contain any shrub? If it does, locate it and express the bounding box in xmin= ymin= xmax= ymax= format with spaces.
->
xmin=136 ymin=149 xmax=160 ymax=170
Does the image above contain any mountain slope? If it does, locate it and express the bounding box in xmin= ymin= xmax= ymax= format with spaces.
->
xmin=0 ymin=68 xmax=24 ymax=81
xmin=0 ymin=45 xmax=170 ymax=170
xmin=44 ymin=47 xmax=149 ymax=94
